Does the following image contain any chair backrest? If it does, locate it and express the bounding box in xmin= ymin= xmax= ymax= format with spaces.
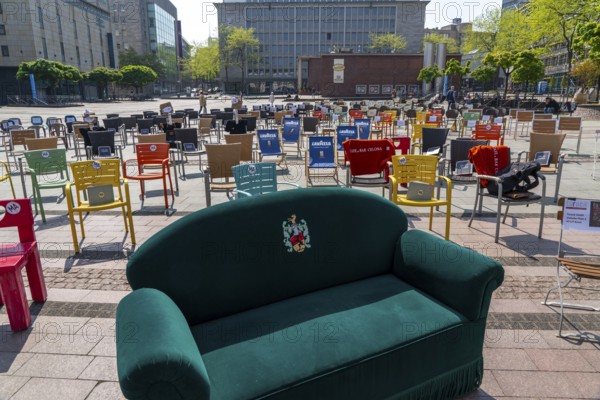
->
xmin=412 ymin=123 xmax=438 ymax=141
xmin=107 ymin=113 xmax=119 ymax=118
xmin=64 ymin=115 xmax=77 ymax=124
xmin=349 ymin=109 xmax=363 ymax=119
xmin=390 ymin=155 xmax=438 ymax=185
xmin=354 ymin=118 xmax=371 ymax=140
xmin=446 ymin=109 xmax=459 ymax=119
xmin=241 ymin=116 xmax=257 ymax=132
xmin=468 ymin=145 xmax=511 ymax=187
xmin=103 ymin=118 xmax=123 ymax=130
xmin=88 ymin=130 xmax=117 ymax=154
xmin=462 ymin=111 xmax=480 ymax=121
xmin=473 ymin=124 xmax=502 ymax=142
xmin=449 ymin=139 xmax=487 ymax=171
xmin=422 ymin=128 xmax=449 ymax=155
xmin=509 ymin=108 xmax=525 ymax=118
xmin=10 ymin=129 xmax=36 ymax=147
xmin=232 ymin=162 xmax=278 ymax=195
xmin=174 ymin=128 xmax=199 ymax=148
xmin=0 ymin=198 xmax=36 ymax=243
xmin=343 ymin=139 xmax=395 ymax=176
xmin=282 ymin=118 xmax=301 ymax=142
xmin=72 ymin=123 xmax=89 ymax=139
xmin=137 ymin=118 xmax=154 ymax=133
xmin=121 ymin=117 xmax=137 ymax=130
xmin=199 ymin=117 xmax=213 ymax=130
xmin=302 ymin=117 xmax=319 ymax=133
xmin=256 ymin=129 xmax=282 ymax=156
xmin=534 ymin=113 xmax=553 ymax=120
xmin=70 ymin=159 xmax=122 ymax=193
xmin=558 ymin=116 xmax=582 ymax=131
xmin=531 ymin=119 xmax=557 ymax=134
xmin=24 ymin=148 xmax=68 ymax=177
xmin=135 ymin=143 xmax=170 ymax=166
xmin=308 ymin=136 xmax=336 ymax=167
xmin=30 ymin=116 xmax=44 ymax=126
xmin=528 ymin=133 xmax=566 ymax=164
xmin=153 ymin=116 xmax=167 ymax=126
xmin=224 ymin=133 xmax=254 ymax=161
xmin=336 ymin=125 xmax=358 ymax=150
xmin=416 ymin=111 xmax=428 ymax=123
xmin=25 ymin=137 xmax=58 ymax=150
xmin=389 ymin=137 xmax=411 ymax=155
xmin=137 ymin=133 xmax=166 ymax=144
xmin=516 ymin=110 xmax=534 ymax=122
xmin=205 ymin=143 xmax=242 ymax=179
xmin=274 ymin=111 xmax=292 ymax=125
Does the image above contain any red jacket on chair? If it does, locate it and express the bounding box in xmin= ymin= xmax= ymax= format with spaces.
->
xmin=343 ymin=139 xmax=396 ymax=180
xmin=468 ymin=145 xmax=510 ymax=187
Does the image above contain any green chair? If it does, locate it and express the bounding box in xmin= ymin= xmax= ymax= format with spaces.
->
xmin=23 ymin=149 xmax=70 ymax=223
xmin=231 ymin=162 xmax=300 ymax=198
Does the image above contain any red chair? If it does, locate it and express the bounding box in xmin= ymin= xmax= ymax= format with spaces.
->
xmin=0 ymin=198 xmax=47 ymax=331
xmin=389 ymin=136 xmax=411 ymax=155
xmin=472 ymin=124 xmax=504 ymax=145
xmin=342 ymin=139 xmax=396 ymax=196
xmin=123 ymin=143 xmax=175 ymax=209
xmin=348 ymin=109 xmax=363 ymax=123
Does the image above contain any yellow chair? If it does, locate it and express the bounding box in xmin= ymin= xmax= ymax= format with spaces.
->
xmin=0 ymin=160 xmax=16 ymax=198
xmin=411 ymin=123 xmax=438 ymax=153
xmin=389 ymin=155 xmax=452 ymax=240
xmin=66 ymin=159 xmax=136 ymax=253
xmin=416 ymin=111 xmax=428 ymax=124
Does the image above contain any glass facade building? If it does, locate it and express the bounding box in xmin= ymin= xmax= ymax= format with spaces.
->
xmin=216 ymin=0 xmax=427 ymax=89
xmin=148 ymin=3 xmax=178 ymax=80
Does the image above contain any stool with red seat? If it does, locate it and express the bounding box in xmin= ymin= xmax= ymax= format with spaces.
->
xmin=0 ymin=198 xmax=47 ymax=331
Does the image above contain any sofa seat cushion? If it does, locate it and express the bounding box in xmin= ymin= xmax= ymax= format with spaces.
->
xmin=191 ymin=274 xmax=470 ymax=400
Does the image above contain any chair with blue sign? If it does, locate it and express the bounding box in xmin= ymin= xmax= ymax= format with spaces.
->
xmin=336 ymin=125 xmax=358 ymax=165
xmin=354 ymin=119 xmax=372 ymax=140
xmin=231 ymin=162 xmax=301 ymax=198
xmin=281 ymin=118 xmax=302 ymax=158
xmin=305 ymin=136 xmax=339 ymax=187
xmin=255 ymin=129 xmax=287 ymax=170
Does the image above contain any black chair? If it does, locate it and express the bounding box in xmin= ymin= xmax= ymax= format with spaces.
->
xmin=241 ymin=116 xmax=257 ymax=132
xmin=445 ymin=138 xmax=488 ymax=180
xmin=187 ymin=111 xmax=199 ymax=126
xmin=143 ymin=111 xmax=158 ymax=119
xmin=224 ymin=107 xmax=233 ymax=113
xmin=107 ymin=113 xmax=119 ymax=118
xmin=64 ymin=115 xmax=78 ymax=133
xmin=131 ymin=114 xmax=144 ymax=120
xmin=422 ymin=128 xmax=450 ymax=157
xmin=224 ymin=120 xmax=248 ymax=134
xmin=153 ymin=116 xmax=167 ymax=127
xmin=86 ymin=129 xmax=123 ymax=160
xmin=172 ymin=128 xmax=205 ymax=177
xmin=103 ymin=117 xmax=127 ymax=146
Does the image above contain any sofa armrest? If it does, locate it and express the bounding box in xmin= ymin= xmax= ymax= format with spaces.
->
xmin=117 ymin=288 xmax=210 ymax=400
xmin=393 ymin=230 xmax=504 ymax=321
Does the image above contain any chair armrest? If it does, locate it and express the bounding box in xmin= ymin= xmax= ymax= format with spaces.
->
xmin=393 ymin=230 xmax=504 ymax=321
xmin=116 ymin=288 xmax=210 ymax=400
xmin=278 ymin=182 xmax=301 ymax=189
xmin=517 ymin=150 xmax=528 ymax=162
xmin=233 ymin=189 xmax=252 ymax=197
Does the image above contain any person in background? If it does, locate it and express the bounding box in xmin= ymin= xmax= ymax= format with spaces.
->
xmin=544 ymin=97 xmax=560 ymax=114
xmin=446 ymin=86 xmax=457 ymax=107
xmin=199 ymin=91 xmax=207 ymax=114
xmin=269 ymin=91 xmax=275 ymax=107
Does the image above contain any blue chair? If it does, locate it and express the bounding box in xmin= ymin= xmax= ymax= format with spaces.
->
xmin=256 ymin=129 xmax=287 ymax=169
xmin=282 ymin=117 xmax=301 ymax=158
xmin=354 ymin=118 xmax=372 ymax=140
xmin=29 ymin=116 xmax=47 ymax=137
xmin=305 ymin=136 xmax=338 ymax=186
xmin=336 ymin=125 xmax=358 ymax=164
xmin=232 ymin=162 xmax=300 ymax=198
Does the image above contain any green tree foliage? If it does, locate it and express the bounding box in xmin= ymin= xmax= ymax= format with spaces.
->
xmin=219 ymin=25 xmax=236 ymax=83
xmin=418 ymin=65 xmax=443 ymax=92
xmin=186 ymin=38 xmax=220 ymax=83
xmin=495 ymin=9 xmax=533 ymax=53
xmin=483 ymin=51 xmax=519 ymax=99
xmin=369 ymin=33 xmax=407 ymax=54
xmin=86 ymin=67 xmax=122 ymax=99
xmin=16 ymin=59 xmax=82 ymax=94
xmin=120 ymin=65 xmax=158 ymax=93
xmin=570 ymin=59 xmax=600 ymax=88
xmin=462 ymin=8 xmax=502 ymax=54
xmin=512 ymin=51 xmax=546 ymax=95
xmin=576 ymin=22 xmax=600 ymax=62
xmin=471 ymin=65 xmax=497 ymax=90
xmin=119 ymin=48 xmax=166 ymax=79
xmin=444 ymin=59 xmax=471 ymax=90
xmin=224 ymin=26 xmax=260 ymax=89
xmin=423 ymin=33 xmax=459 ymax=53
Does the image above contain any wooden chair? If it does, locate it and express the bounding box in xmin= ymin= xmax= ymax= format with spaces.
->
xmin=66 ymin=160 xmax=135 ymax=253
xmin=543 ymin=197 xmax=600 ymax=339
xmin=204 ymin=143 xmax=242 ymax=206
xmin=6 ymin=129 xmax=36 ymax=167
xmin=472 ymin=124 xmax=504 ymax=146
xmin=388 ymin=155 xmax=452 ymax=240
xmin=534 ymin=113 xmax=553 ymax=120
xmin=137 ymin=133 xmax=166 ymax=144
xmin=224 ymin=133 xmax=254 ymax=162
xmin=513 ymin=111 xmax=534 ymax=139
xmin=531 ymin=119 xmax=557 ymax=134
xmin=0 ymin=198 xmax=47 ymax=330
xmin=25 ymin=137 xmax=58 ymax=151
xmin=558 ymin=116 xmax=583 ymax=154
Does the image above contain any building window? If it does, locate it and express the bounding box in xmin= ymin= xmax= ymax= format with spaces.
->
xmin=60 ymin=42 xmax=65 ymax=62
xmin=57 ymin=13 xmax=62 ymax=35
xmin=42 ymin=38 xmax=48 ymax=59
xmin=73 ymin=20 xmax=77 ymax=39
xmin=76 ymin=46 xmax=81 ymax=66
xmin=1 ymin=46 xmax=9 ymax=57
xmin=38 ymin=7 xmax=44 ymax=29
xmin=0 ymin=25 xmax=5 ymax=35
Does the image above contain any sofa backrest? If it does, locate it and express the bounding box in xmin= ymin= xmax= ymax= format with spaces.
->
xmin=127 ymin=188 xmax=408 ymax=325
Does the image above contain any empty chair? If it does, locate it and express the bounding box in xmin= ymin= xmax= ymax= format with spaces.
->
xmin=6 ymin=129 xmax=36 ymax=167
xmin=256 ymin=129 xmax=287 ymax=169
xmin=106 ymin=113 xmax=119 ymax=118
xmin=305 ymin=136 xmax=338 ymax=186
xmin=232 ymin=162 xmax=300 ymax=198
xmin=87 ymin=130 xmax=123 ymax=161
xmin=421 ymin=128 xmax=450 ymax=157
xmin=29 ymin=116 xmax=47 ymax=136
xmin=204 ymin=143 xmax=242 ymax=206
xmin=224 ymin=133 xmax=254 ymax=162
xmin=188 ymin=110 xmax=199 ymax=126
xmin=172 ymin=128 xmax=205 ymax=178
xmin=558 ymin=116 xmax=583 ymax=153
xmin=241 ymin=116 xmax=257 ymax=132
xmin=25 ymin=137 xmax=58 ymax=151
xmin=102 ymin=117 xmax=127 ymax=146
xmin=531 ymin=119 xmax=557 ymax=134
xmin=513 ymin=111 xmax=534 ymax=139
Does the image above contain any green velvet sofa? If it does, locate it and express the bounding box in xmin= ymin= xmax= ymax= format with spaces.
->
xmin=116 ymin=188 xmax=504 ymax=400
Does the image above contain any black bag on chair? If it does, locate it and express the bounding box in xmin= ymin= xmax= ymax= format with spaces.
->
xmin=487 ymin=161 xmax=541 ymax=196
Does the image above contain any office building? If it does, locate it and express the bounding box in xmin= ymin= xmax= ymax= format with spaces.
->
xmin=502 ymin=0 xmax=529 ymax=9
xmin=111 ymin=0 xmax=180 ymax=93
xmin=215 ymin=0 xmax=429 ymax=92
xmin=0 ymin=0 xmax=117 ymax=103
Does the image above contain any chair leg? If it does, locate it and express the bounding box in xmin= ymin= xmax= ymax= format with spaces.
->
xmin=124 ymin=184 xmax=136 ymax=245
xmin=468 ymin=189 xmax=480 ymax=228
xmin=36 ymin=187 xmax=46 ymax=224
xmin=502 ymin=204 xmax=510 ymax=224
xmin=429 ymin=206 xmax=433 ymax=232
xmin=168 ymin=171 xmax=175 ymax=203
xmin=121 ymin=205 xmax=128 ymax=232
xmin=0 ymin=269 xmax=31 ymax=331
xmin=495 ymin=195 xmax=502 ymax=243
xmin=26 ymin=245 xmax=47 ymax=302
xmin=78 ymin=211 xmax=85 ymax=238
xmin=445 ymin=202 xmax=451 ymax=240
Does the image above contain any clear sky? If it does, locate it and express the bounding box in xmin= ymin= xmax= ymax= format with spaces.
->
xmin=172 ymin=0 xmax=503 ymax=44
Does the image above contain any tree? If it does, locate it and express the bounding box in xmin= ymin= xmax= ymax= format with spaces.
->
xmin=576 ymin=22 xmax=600 ymax=62
xmin=224 ymin=26 xmax=260 ymax=90
xmin=120 ymin=65 xmax=158 ymax=93
xmin=119 ymin=48 xmax=166 ymax=79
xmin=444 ymin=59 xmax=471 ymax=91
xmin=219 ymin=25 xmax=236 ymax=84
xmin=512 ymin=51 xmax=546 ymax=97
xmin=369 ymin=33 xmax=407 ymax=54
xmin=526 ymin=0 xmax=597 ymax=75
xmin=186 ymin=38 xmax=220 ymax=84
xmin=483 ymin=51 xmax=519 ymax=100
xmin=571 ymin=59 xmax=600 ymax=89
xmin=462 ymin=8 xmax=502 ymax=54
xmin=418 ymin=65 xmax=443 ymax=93
xmin=423 ymin=33 xmax=459 ymax=53
xmin=471 ymin=65 xmax=497 ymax=91
xmin=16 ymin=58 xmax=82 ymax=95
xmin=86 ymin=67 xmax=122 ymax=99
xmin=495 ymin=9 xmax=533 ymax=53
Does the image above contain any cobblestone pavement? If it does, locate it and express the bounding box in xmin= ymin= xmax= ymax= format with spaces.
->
xmin=0 ymin=100 xmax=599 ymax=399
